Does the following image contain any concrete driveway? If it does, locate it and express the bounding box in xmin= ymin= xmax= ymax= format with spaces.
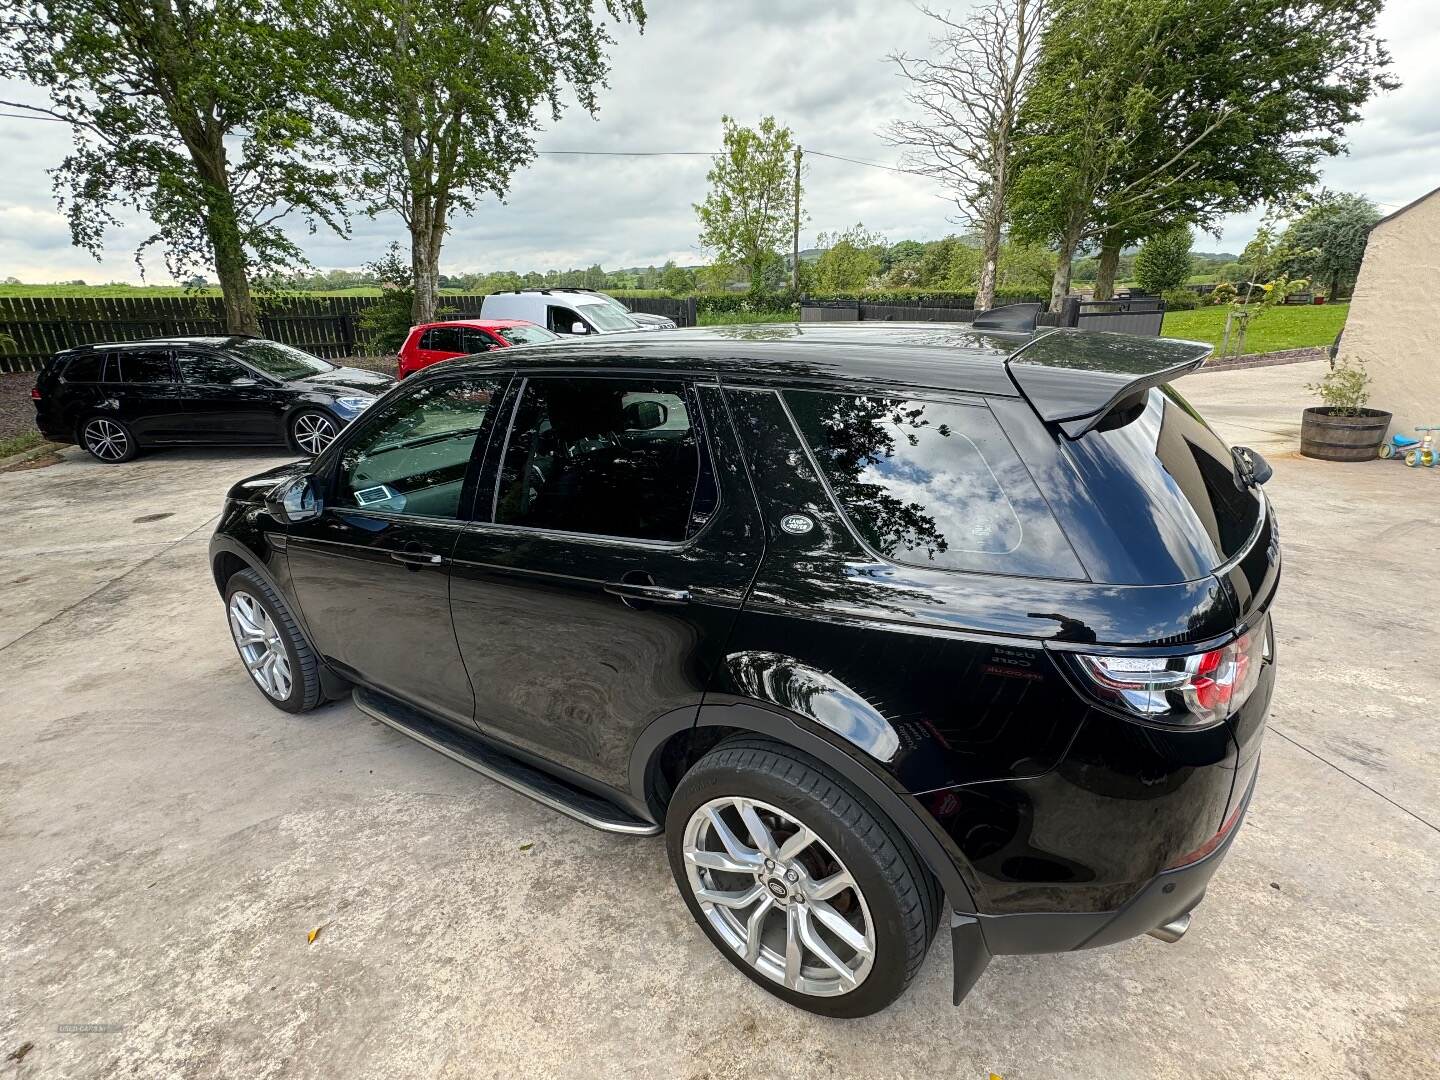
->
xmin=3 ymin=363 xmax=1438 ymax=1080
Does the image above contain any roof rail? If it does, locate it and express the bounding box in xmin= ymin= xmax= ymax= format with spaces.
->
xmin=973 ymin=302 xmax=1042 ymax=333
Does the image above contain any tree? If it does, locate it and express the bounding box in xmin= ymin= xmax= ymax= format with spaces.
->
xmin=1278 ymin=191 xmax=1381 ymax=297
xmin=658 ymin=261 xmax=696 ymax=295
xmin=814 ymin=223 xmax=887 ymax=292
xmin=885 ymin=0 xmax=1049 ymax=311
xmin=357 ymin=242 xmax=415 ymax=352
xmin=312 ymin=0 xmax=644 ymax=324
xmin=695 ymin=115 xmax=800 ymax=293
xmin=1 ymin=0 xmax=345 ymax=333
xmin=1133 ymin=226 xmax=1193 ymax=293
xmin=1011 ymin=0 xmax=1396 ymax=310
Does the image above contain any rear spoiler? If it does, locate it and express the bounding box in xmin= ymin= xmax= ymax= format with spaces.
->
xmin=1005 ymin=330 xmax=1213 ymax=437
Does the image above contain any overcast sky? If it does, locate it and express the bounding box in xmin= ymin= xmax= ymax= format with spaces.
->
xmin=2 ymin=0 xmax=1438 ymax=283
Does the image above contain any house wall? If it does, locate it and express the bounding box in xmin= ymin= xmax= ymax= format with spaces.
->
xmin=1336 ymin=188 xmax=1440 ymax=438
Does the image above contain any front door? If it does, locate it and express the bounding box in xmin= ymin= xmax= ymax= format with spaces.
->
xmin=449 ymin=375 xmax=765 ymax=790
xmin=174 ymin=348 xmax=287 ymax=443
xmin=284 ymin=373 xmax=510 ymax=725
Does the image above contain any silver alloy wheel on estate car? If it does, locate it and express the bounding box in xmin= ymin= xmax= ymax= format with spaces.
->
xmin=681 ymin=796 xmax=876 ymax=997
xmin=83 ymin=417 xmax=129 ymax=461
xmin=292 ymin=412 xmax=337 ymax=455
xmin=227 ymin=591 xmax=293 ymax=701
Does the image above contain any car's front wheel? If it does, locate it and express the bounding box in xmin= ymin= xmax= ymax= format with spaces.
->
xmin=665 ymin=737 xmax=941 ymax=1018
xmin=289 ymin=410 xmax=339 ymax=456
xmin=224 ymin=568 xmax=323 ymax=713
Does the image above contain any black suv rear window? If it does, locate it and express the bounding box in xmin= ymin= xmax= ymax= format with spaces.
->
xmin=62 ymin=353 xmax=108 ymax=382
xmin=785 ymin=390 xmax=1081 ymax=579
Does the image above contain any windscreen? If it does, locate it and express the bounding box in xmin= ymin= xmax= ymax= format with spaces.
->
xmin=1064 ymin=386 xmax=1262 ymax=578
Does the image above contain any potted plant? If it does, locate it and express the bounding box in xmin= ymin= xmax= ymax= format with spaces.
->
xmin=1300 ymin=357 xmax=1390 ymax=461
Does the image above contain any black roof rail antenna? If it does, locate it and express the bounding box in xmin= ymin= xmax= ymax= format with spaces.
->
xmin=973 ymin=302 xmax=1042 ymax=333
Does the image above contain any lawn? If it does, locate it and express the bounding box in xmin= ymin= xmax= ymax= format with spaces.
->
xmin=1161 ymin=302 xmax=1347 ymax=355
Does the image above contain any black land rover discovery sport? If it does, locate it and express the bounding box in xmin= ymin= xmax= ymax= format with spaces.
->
xmin=209 ymin=322 xmax=1278 ymax=1018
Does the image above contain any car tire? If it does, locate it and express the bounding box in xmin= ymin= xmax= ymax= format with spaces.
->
xmin=79 ymin=414 xmax=139 ymax=463
xmin=224 ymin=568 xmax=323 ymax=713
xmin=289 ymin=409 xmax=339 ymax=457
xmin=665 ymin=736 xmax=941 ymax=1018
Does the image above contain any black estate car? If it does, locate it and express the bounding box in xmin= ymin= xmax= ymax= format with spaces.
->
xmin=32 ymin=336 xmax=394 ymax=462
xmin=208 ymin=323 xmax=1278 ymax=1017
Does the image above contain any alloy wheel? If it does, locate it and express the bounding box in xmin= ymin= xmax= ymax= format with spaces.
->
xmin=293 ymin=413 xmax=337 ymax=455
xmin=682 ymin=796 xmax=876 ymax=996
xmin=83 ymin=418 xmax=129 ymax=461
xmin=227 ymin=591 xmax=293 ymax=701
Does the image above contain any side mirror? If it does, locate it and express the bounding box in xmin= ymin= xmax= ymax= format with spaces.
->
xmin=571 ymin=322 xmax=589 ymax=335
xmin=623 ymin=399 xmax=668 ymax=430
xmin=231 ymin=377 xmax=259 ymax=387
xmin=265 ymin=475 xmax=322 ymax=523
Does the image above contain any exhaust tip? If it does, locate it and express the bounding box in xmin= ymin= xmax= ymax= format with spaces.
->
xmin=1146 ymin=912 xmax=1192 ymax=944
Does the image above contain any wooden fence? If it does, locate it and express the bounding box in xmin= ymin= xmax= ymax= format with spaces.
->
xmin=0 ymin=292 xmax=700 ymax=373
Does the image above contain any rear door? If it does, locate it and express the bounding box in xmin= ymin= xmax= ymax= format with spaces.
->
xmin=416 ymin=326 xmax=465 ymax=368
xmin=448 ymin=374 xmax=764 ymax=789
xmin=106 ymin=348 xmax=188 ymax=440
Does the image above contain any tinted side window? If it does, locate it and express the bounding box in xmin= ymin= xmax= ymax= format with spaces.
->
xmin=176 ymin=351 xmax=251 ymax=385
xmin=493 ymin=377 xmax=709 ymax=542
xmin=62 ymin=353 xmax=108 ymax=382
xmin=461 ymin=328 xmax=495 ymax=353
xmin=421 ymin=327 xmax=464 ymax=352
xmin=785 ymin=390 xmax=1081 ymax=579
xmin=334 ymin=377 xmax=505 ymax=520
xmin=115 ymin=350 xmax=174 ymax=384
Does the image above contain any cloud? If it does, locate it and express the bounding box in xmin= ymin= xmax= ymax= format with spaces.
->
xmin=1 ymin=0 xmax=1437 ymax=280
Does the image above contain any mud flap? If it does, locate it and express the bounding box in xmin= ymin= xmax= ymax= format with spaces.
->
xmin=951 ymin=913 xmax=992 ymax=1005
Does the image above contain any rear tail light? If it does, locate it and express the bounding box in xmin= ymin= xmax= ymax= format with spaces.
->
xmin=30 ymin=387 xmax=42 ymax=400
xmin=1076 ymin=622 xmax=1268 ymax=727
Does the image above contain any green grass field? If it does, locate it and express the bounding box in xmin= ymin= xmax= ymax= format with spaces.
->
xmin=1161 ymin=302 xmax=1347 ymax=355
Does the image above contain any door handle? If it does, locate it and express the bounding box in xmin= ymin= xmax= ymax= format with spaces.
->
xmin=391 ymin=549 xmax=444 ymax=567
xmin=604 ymin=581 xmax=691 ymax=605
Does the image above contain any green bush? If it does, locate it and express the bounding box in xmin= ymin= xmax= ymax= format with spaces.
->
xmin=1161 ymin=289 xmax=1201 ymax=311
xmin=1135 ymin=227 xmax=1195 ymax=294
xmin=694 ymin=291 xmax=799 ymax=317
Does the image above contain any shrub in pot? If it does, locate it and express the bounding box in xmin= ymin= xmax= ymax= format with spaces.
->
xmin=1300 ymin=358 xmax=1390 ymax=461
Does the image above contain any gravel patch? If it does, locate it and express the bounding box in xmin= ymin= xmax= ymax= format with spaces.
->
xmin=0 ymin=372 xmax=40 ymax=444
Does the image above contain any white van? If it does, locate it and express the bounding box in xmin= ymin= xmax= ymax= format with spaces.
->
xmin=479 ymin=289 xmax=674 ymax=336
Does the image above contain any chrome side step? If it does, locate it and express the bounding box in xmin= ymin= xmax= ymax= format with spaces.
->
xmin=353 ymin=687 xmax=661 ymax=836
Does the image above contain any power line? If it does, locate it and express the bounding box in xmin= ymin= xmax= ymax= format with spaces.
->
xmin=536 ymin=149 xmax=715 ymax=156
xmin=0 ymin=110 xmax=69 ymax=122
xmin=805 ymin=149 xmax=915 ymax=175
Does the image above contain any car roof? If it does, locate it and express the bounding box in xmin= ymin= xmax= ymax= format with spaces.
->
xmin=416 ymin=318 xmax=542 ymax=330
xmin=439 ymin=322 xmax=1038 ymax=396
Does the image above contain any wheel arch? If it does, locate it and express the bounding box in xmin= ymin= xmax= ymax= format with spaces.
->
xmin=630 ymin=700 xmax=981 ymax=915
xmin=210 ymin=536 xmax=351 ymax=700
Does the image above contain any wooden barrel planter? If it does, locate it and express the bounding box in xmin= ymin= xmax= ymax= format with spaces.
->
xmin=1300 ymin=407 xmax=1391 ymax=461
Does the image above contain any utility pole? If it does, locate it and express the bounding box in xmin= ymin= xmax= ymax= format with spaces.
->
xmin=791 ymin=144 xmax=802 ymax=293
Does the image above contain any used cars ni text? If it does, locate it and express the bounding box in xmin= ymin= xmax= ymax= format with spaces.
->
xmin=209 ymin=322 xmax=1277 ymax=1017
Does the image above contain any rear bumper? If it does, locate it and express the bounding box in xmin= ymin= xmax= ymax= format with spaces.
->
xmin=950 ymin=762 xmax=1257 ymax=1004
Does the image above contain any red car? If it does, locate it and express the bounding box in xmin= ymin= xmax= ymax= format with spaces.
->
xmin=397 ymin=319 xmax=559 ymax=378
